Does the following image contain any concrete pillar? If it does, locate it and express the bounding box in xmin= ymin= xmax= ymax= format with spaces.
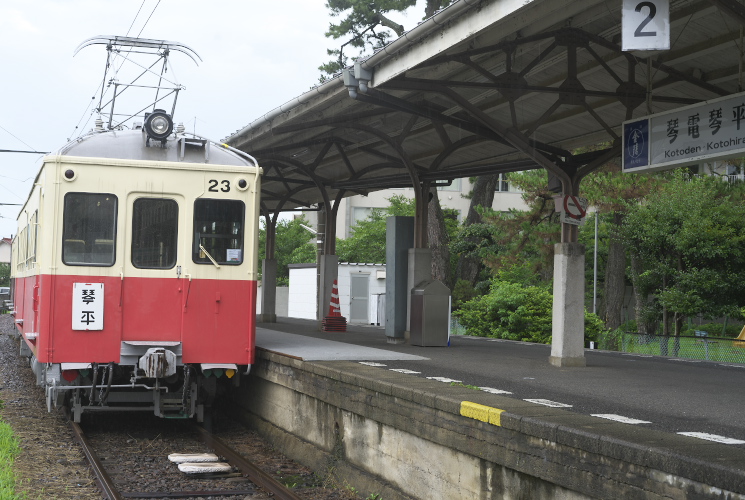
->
xmin=385 ymin=217 xmax=414 ymax=344
xmin=406 ymin=248 xmax=432 ymax=338
xmin=318 ymin=254 xmax=339 ymax=329
xmin=258 ymin=258 xmax=277 ymax=323
xmin=550 ymin=242 xmax=586 ymax=367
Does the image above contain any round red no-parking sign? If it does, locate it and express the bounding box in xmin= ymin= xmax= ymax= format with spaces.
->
xmin=561 ymin=195 xmax=588 ymax=225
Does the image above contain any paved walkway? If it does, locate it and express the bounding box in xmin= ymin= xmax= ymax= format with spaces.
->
xmin=256 ymin=317 xmax=745 ymax=446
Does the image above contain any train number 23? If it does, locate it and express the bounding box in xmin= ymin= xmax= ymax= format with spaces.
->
xmin=208 ymin=179 xmax=231 ymax=192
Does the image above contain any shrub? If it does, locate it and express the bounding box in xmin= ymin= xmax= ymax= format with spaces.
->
xmin=584 ymin=311 xmax=605 ymax=343
xmin=451 ymin=279 xmax=478 ymax=310
xmin=597 ymin=328 xmax=625 ymax=351
xmin=455 ymin=279 xmax=605 ymax=344
xmin=454 ymin=280 xmax=553 ymax=343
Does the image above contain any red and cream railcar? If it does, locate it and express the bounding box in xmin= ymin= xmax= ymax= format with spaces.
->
xmin=10 ymin=117 xmax=260 ymax=422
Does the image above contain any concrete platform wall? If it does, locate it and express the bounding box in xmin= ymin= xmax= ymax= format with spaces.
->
xmin=232 ymin=350 xmax=745 ymax=500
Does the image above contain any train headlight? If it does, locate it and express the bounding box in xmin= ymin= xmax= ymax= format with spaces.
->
xmin=144 ymin=109 xmax=174 ymax=143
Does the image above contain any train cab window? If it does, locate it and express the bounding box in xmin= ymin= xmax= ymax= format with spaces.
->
xmin=193 ymin=199 xmax=244 ymax=265
xmin=62 ymin=193 xmax=117 ymax=266
xmin=132 ymin=198 xmax=178 ymax=269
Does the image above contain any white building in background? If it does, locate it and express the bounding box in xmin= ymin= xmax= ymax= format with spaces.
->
xmin=287 ymin=262 xmax=387 ymax=324
xmin=304 ymin=174 xmax=527 ymax=238
xmin=0 ymin=238 xmax=11 ymax=264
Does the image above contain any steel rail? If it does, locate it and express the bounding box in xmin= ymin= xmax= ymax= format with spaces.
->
xmin=66 ymin=409 xmax=300 ymax=499
xmin=192 ymin=424 xmax=304 ymax=500
xmin=121 ymin=489 xmax=257 ymax=498
xmin=64 ymin=408 xmax=124 ymax=500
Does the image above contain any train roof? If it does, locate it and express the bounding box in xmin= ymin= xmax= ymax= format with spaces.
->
xmin=56 ymin=128 xmax=254 ymax=167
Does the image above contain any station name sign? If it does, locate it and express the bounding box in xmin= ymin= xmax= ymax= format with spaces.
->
xmin=623 ymin=91 xmax=745 ymax=173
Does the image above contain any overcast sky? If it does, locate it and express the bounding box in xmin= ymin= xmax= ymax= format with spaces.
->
xmin=0 ymin=0 xmax=425 ymax=238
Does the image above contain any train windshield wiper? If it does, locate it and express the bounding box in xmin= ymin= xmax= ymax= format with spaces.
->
xmin=199 ymin=244 xmax=221 ymax=268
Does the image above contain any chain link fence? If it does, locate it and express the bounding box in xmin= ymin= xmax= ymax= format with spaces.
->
xmin=450 ymin=315 xmax=467 ymax=336
xmin=596 ymin=330 xmax=745 ymax=364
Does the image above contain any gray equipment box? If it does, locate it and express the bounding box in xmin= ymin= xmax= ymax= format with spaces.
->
xmin=410 ymin=280 xmax=450 ymax=347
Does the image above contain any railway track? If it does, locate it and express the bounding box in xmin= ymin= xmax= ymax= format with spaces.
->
xmin=65 ymin=409 xmax=304 ymax=500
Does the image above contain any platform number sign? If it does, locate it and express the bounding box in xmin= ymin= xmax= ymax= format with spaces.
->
xmin=72 ymin=283 xmax=104 ymax=331
xmin=622 ymin=0 xmax=669 ymax=51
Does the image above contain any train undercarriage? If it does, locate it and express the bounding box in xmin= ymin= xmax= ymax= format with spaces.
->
xmin=17 ymin=335 xmax=244 ymax=423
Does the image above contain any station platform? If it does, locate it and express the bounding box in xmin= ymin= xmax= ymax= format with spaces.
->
xmin=256 ymin=317 xmax=745 ymax=442
xmin=246 ymin=317 xmax=745 ymax=499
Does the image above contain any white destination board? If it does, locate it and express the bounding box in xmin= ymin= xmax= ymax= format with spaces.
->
xmin=72 ymin=282 xmax=104 ymax=331
xmin=622 ymin=0 xmax=670 ymax=51
xmin=623 ymin=90 xmax=745 ymax=173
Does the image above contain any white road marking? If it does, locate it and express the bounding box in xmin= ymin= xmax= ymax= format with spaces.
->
xmin=479 ymin=387 xmax=512 ymax=395
xmin=623 ymin=354 xmax=654 ymax=358
xmin=677 ymin=432 xmax=745 ymax=445
xmin=668 ymin=359 xmax=701 ymax=363
xmin=427 ymin=377 xmax=462 ymax=383
xmin=592 ymin=414 xmax=651 ymax=424
xmin=524 ymin=399 xmax=572 ymax=408
xmin=389 ymin=369 xmax=421 ymax=374
xmin=359 ymin=362 xmax=387 ymax=367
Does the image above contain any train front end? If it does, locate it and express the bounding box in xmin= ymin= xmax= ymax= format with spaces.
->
xmin=11 ymin=117 xmax=261 ymax=422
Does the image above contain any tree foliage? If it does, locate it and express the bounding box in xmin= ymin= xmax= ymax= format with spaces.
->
xmin=448 ymin=169 xmax=559 ymax=306
xmin=481 ymin=169 xmax=560 ymax=281
xmin=454 ymin=174 xmax=501 ymax=288
xmin=258 ymin=216 xmax=316 ymax=286
xmin=320 ymin=0 xmax=455 ymax=78
xmin=621 ymin=173 xmax=745 ymax=326
xmin=580 ymin=158 xmax=664 ymax=328
xmin=0 ymin=263 xmax=9 ymax=287
xmin=336 ymin=195 xmax=416 ymax=263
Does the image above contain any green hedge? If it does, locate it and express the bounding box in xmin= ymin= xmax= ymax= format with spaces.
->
xmin=454 ymin=280 xmax=604 ymax=344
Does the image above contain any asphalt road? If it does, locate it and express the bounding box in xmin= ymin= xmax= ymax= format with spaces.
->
xmin=258 ymin=318 xmax=745 ymax=445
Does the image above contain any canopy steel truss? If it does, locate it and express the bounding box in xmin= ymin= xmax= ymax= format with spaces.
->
xmin=227 ymin=0 xmax=745 ymax=245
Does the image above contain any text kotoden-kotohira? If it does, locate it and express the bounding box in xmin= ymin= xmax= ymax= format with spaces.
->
xmin=663 ymin=137 xmax=745 ymax=158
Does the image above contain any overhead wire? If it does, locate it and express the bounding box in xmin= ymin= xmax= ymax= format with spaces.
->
xmin=0 ymin=123 xmax=39 ymax=153
xmin=136 ymin=0 xmax=161 ymax=38
xmin=126 ymin=0 xmax=147 ymax=37
xmin=67 ymin=90 xmax=102 ymax=141
xmin=0 ymin=182 xmax=26 ymax=203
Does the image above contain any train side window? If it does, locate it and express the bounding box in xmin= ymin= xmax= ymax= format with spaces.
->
xmin=62 ymin=193 xmax=118 ymax=266
xmin=131 ymin=198 xmax=178 ymax=269
xmin=28 ymin=211 xmax=38 ymax=268
xmin=193 ymin=199 xmax=244 ymax=265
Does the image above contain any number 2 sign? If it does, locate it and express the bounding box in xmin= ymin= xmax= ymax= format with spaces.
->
xmin=622 ymin=0 xmax=670 ymax=51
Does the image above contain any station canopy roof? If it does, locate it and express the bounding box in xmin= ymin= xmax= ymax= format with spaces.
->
xmin=226 ymin=0 xmax=745 ymax=214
